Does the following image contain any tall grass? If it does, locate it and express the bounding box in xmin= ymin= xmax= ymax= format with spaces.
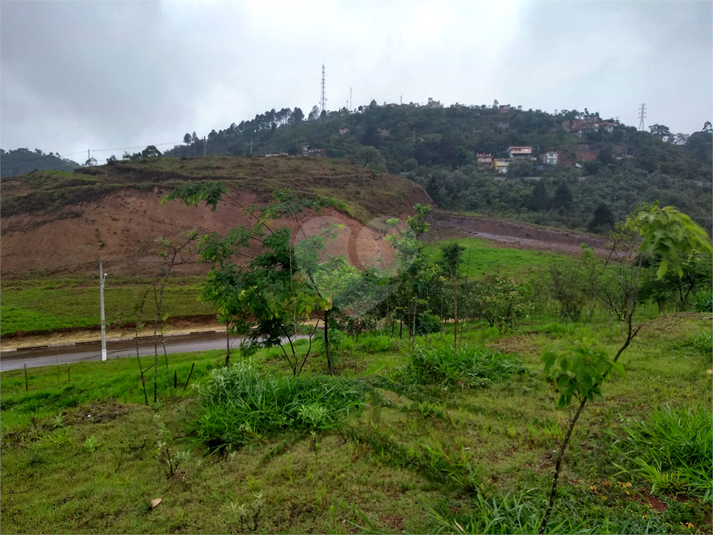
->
xmin=614 ymin=405 xmax=712 ymax=501
xmin=394 ymin=345 xmax=525 ymax=388
xmin=186 ymin=363 xmax=365 ymax=450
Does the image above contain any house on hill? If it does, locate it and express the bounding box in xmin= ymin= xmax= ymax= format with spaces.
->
xmin=562 ymin=118 xmax=618 ymax=137
xmin=476 ymin=153 xmax=493 ymax=167
xmin=507 ymin=146 xmax=533 ymax=159
xmin=539 ymin=151 xmax=558 ymax=165
xmin=493 ymin=158 xmax=511 ymax=174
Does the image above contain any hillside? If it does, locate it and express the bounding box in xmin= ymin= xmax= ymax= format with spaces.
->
xmin=1 ymin=148 xmax=80 ymax=178
xmin=163 ymin=104 xmax=712 ymax=232
xmin=1 ymin=156 xmax=431 ymax=276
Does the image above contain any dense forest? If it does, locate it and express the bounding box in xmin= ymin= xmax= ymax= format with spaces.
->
xmin=163 ymin=102 xmax=712 ymax=233
xmin=0 ymin=148 xmax=80 ymax=178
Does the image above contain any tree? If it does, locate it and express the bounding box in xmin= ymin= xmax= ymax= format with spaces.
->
xmin=649 ymin=123 xmax=672 ymax=142
xmin=538 ymin=203 xmax=712 ymax=534
xmin=439 ymin=242 xmax=464 ymax=349
xmin=526 ymin=181 xmax=550 ymax=212
xmin=551 ymin=182 xmax=573 ymax=213
xmin=183 ymin=133 xmax=191 ymax=145
xmin=141 ymin=145 xmax=162 ymax=158
xmin=587 ymin=202 xmax=614 ymax=234
xmin=163 ymin=185 xmax=342 ymax=376
xmin=308 ymin=105 xmax=320 ymax=121
xmin=386 ymin=204 xmax=434 ymax=348
xmin=351 ymin=146 xmax=387 ymax=173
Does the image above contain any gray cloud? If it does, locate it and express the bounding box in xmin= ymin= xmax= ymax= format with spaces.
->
xmin=1 ymin=0 xmax=710 ymax=162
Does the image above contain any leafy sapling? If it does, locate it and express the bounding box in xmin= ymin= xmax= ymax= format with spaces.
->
xmin=538 ymin=204 xmax=712 ymax=534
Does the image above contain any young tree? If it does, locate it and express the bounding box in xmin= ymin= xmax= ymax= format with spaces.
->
xmin=163 ymin=184 xmax=341 ymax=376
xmin=439 ymin=242 xmax=464 ymax=349
xmin=386 ymin=204 xmax=434 ymax=349
xmin=539 ymin=204 xmax=712 ymax=534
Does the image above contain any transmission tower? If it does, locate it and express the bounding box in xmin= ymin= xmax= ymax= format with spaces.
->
xmin=320 ymin=64 xmax=327 ymax=114
xmin=638 ymin=103 xmax=647 ymax=131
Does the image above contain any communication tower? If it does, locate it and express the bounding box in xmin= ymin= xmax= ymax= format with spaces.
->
xmin=320 ymin=64 xmax=327 ymax=114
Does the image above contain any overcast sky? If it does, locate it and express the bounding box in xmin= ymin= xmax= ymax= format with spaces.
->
xmin=2 ymin=0 xmax=711 ymax=164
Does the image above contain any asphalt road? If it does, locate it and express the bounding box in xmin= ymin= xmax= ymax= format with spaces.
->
xmin=0 ymin=332 xmax=248 ymax=372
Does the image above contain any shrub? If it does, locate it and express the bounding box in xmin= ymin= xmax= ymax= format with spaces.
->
xmin=356 ymin=334 xmax=393 ymax=353
xmin=186 ymin=363 xmax=365 ymax=450
xmin=690 ymin=290 xmax=712 ymax=313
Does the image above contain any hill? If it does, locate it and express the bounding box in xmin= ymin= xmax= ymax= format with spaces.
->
xmin=163 ymin=104 xmax=712 ymax=233
xmin=0 ymin=156 xmax=431 ymax=276
xmin=1 ymin=148 xmax=80 ymax=178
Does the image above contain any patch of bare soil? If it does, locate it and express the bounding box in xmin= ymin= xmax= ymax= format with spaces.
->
xmin=430 ymin=211 xmax=611 ymax=257
xmin=65 ymin=400 xmax=132 ymax=425
xmin=1 ymin=189 xmax=404 ymax=277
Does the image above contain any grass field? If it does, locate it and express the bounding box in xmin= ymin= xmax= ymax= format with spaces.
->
xmin=1 ymin=276 xmax=214 ymax=337
xmin=1 ymin=312 xmax=710 ymax=534
xmin=3 ymin=237 xmax=571 ymax=338
xmin=423 ymin=236 xmax=570 ymax=280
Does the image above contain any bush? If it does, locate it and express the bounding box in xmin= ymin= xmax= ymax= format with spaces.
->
xmin=614 ymin=405 xmax=712 ymax=501
xmin=186 ymin=363 xmax=365 ymax=450
xmin=356 ymin=334 xmax=393 ymax=353
xmin=690 ymin=290 xmax=712 ymax=313
xmin=395 ymin=345 xmax=525 ymax=388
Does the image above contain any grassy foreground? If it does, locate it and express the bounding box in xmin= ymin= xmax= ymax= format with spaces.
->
xmin=1 ymin=312 xmax=710 ymax=534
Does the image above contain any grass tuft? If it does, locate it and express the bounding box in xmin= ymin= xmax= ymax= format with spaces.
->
xmin=614 ymin=405 xmax=712 ymax=501
xmin=186 ymin=362 xmax=366 ymax=450
xmin=392 ymin=344 xmax=525 ymax=389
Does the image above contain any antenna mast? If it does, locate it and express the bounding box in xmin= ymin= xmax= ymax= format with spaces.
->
xmin=320 ymin=64 xmax=327 ymax=114
xmin=638 ymin=103 xmax=647 ymax=131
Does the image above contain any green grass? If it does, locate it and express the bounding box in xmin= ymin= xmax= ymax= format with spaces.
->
xmin=3 ymin=236 xmax=571 ymax=337
xmin=1 ymin=276 xmax=214 ymax=336
xmin=186 ymin=362 xmax=366 ymax=451
xmin=423 ymin=236 xmax=572 ymax=280
xmin=1 ymin=313 xmax=710 ymax=533
xmin=613 ymin=405 xmax=712 ymax=501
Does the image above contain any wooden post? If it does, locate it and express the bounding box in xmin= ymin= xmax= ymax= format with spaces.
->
xmin=182 ymin=363 xmax=195 ymax=392
xmin=24 ymin=363 xmax=28 ymax=391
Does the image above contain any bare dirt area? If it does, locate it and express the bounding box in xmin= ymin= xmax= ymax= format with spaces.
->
xmin=1 ymin=189 xmax=405 ymax=277
xmin=429 ymin=211 xmax=611 ymax=256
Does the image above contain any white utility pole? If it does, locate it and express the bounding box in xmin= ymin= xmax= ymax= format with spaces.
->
xmin=99 ymin=260 xmax=107 ymax=361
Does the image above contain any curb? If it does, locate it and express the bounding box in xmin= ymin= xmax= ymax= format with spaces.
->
xmin=2 ymin=329 xmax=226 ymax=353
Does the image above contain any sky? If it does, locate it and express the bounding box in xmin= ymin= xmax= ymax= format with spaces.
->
xmin=2 ymin=0 xmax=711 ymax=164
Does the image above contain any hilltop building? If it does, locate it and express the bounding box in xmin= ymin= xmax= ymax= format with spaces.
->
xmin=561 ymin=118 xmax=617 ymax=137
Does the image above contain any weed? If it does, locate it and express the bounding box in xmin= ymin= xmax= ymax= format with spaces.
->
xmin=613 ymin=404 xmax=712 ymax=501
xmin=39 ymin=428 xmax=73 ymax=448
xmin=83 ymin=435 xmax=100 ymax=454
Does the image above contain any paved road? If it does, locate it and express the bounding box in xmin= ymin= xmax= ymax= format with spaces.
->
xmin=0 ymin=332 xmax=248 ymax=372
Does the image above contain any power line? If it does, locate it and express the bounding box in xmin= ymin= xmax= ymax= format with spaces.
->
xmin=1 ymin=141 xmax=185 ymax=166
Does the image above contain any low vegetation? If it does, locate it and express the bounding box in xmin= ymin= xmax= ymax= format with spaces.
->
xmin=1 ymin=313 xmax=710 ymax=533
xmin=1 ymin=198 xmax=710 ymax=533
